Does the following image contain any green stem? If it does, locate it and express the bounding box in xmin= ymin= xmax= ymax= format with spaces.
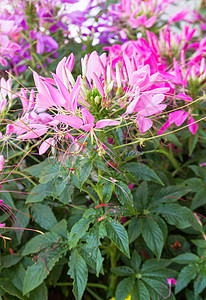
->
xmin=56 ymin=282 xmax=108 ymax=290
xmin=109 ymin=244 xmax=117 ymax=296
xmin=86 ymin=287 xmax=103 ymax=300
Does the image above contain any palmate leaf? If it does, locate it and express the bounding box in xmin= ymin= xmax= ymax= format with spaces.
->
xmin=131 ymin=280 xmax=150 ymax=300
xmin=40 ymin=164 xmax=62 ymax=184
xmin=123 ymin=162 xmax=163 ymax=185
xmin=175 ymin=264 xmax=198 ymax=294
xmin=105 ymin=219 xmax=130 ymax=258
xmin=141 ymin=217 xmax=164 ymax=259
xmin=115 ymin=277 xmax=135 ymax=300
xmin=68 ymin=249 xmax=88 ymax=300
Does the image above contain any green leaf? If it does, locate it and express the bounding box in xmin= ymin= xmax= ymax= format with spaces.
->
xmin=1 ymin=255 xmax=22 ymax=268
xmin=141 ymin=259 xmax=171 ymax=272
xmin=124 ymin=162 xmax=163 ymax=185
xmin=175 ymin=264 xmax=198 ymax=294
xmin=13 ymin=205 xmax=30 ymax=243
xmin=30 ymin=283 xmax=48 ymax=300
xmin=22 ymin=232 xmax=60 ymax=256
xmin=131 ymin=280 xmax=150 ymax=300
xmin=115 ymin=277 xmax=135 ymax=300
xmin=128 ymin=218 xmax=142 ymax=243
xmin=191 ymin=239 xmax=206 ymax=248
xmin=102 ymin=181 xmax=114 ymax=203
xmin=156 ymin=217 xmax=168 ymax=243
xmin=68 ymin=249 xmax=88 ymax=300
xmin=106 ymin=219 xmax=130 ymax=257
xmin=9 ymin=263 xmax=25 ymax=292
xmin=131 ymin=250 xmax=141 ymax=273
xmin=184 ymin=178 xmax=203 ymax=192
xmin=40 ymin=164 xmax=61 ymax=184
xmin=26 ymin=182 xmax=53 ymax=203
xmin=86 ymin=223 xmax=106 ymax=276
xmin=51 ymin=219 xmax=67 ymax=238
xmin=191 ymin=188 xmax=206 ymax=210
xmin=142 ymin=269 xmax=177 ymax=281
xmin=142 ymin=217 xmax=164 ymax=259
xmin=143 ymin=278 xmax=172 ymax=299
xmin=0 ymin=279 xmax=25 ymax=300
xmin=25 ymin=159 xmax=54 ymax=177
xmin=31 ymin=204 xmax=57 ymax=230
xmin=111 ymin=266 xmax=135 ymax=276
xmin=189 ymin=134 xmax=198 ymax=156
xmin=172 ymin=253 xmax=199 ymax=264
xmin=133 ymin=182 xmax=148 ymax=209
xmin=68 ymin=214 xmax=95 ymax=249
xmin=150 ymin=186 xmax=190 ymax=207
xmin=194 ymin=269 xmax=206 ymax=296
xmin=77 ymin=159 xmax=93 ymax=189
xmin=79 ymin=245 xmax=104 ymax=276
xmin=23 ymin=248 xmax=63 ymax=295
xmin=58 ymin=183 xmax=74 ymax=204
xmin=153 ymin=203 xmax=202 ymax=231
xmin=114 ymin=181 xmax=135 ymax=213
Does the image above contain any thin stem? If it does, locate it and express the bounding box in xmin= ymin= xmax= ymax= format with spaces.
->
xmin=86 ymin=287 xmax=104 ymax=300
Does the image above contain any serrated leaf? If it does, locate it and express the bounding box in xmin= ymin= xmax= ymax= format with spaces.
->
xmin=142 ymin=268 xmax=178 ymax=281
xmin=143 ymin=278 xmax=171 ymax=299
xmin=102 ymin=181 xmax=114 ymax=203
xmin=9 ymin=263 xmax=25 ymax=292
xmin=175 ymin=264 xmax=197 ymax=294
xmin=1 ymin=255 xmax=22 ymax=268
xmin=141 ymin=259 xmax=171 ymax=272
xmin=79 ymin=245 xmax=104 ymax=275
xmin=0 ymin=279 xmax=25 ymax=300
xmin=86 ymin=223 xmax=106 ymax=276
xmin=114 ymin=181 xmax=135 ymax=214
xmin=68 ymin=216 xmax=95 ymax=249
xmin=131 ymin=250 xmax=141 ymax=273
xmin=115 ymin=277 xmax=135 ymax=300
xmin=40 ymin=164 xmax=61 ymax=184
xmin=153 ymin=203 xmax=202 ymax=231
xmin=22 ymin=232 xmax=60 ymax=256
xmin=26 ymin=182 xmax=53 ymax=203
xmin=68 ymin=249 xmax=88 ymax=300
xmin=133 ymin=181 xmax=148 ymax=209
xmin=25 ymin=159 xmax=54 ymax=177
xmin=184 ymin=178 xmax=203 ymax=192
xmin=142 ymin=217 xmax=164 ymax=259
xmin=111 ymin=266 xmax=135 ymax=276
xmin=31 ymin=204 xmax=57 ymax=230
xmin=172 ymin=253 xmax=199 ymax=264
xmin=150 ymin=186 xmax=190 ymax=207
xmin=194 ymin=270 xmax=206 ymax=296
xmin=189 ymin=134 xmax=198 ymax=156
xmin=77 ymin=159 xmax=93 ymax=189
xmin=51 ymin=219 xmax=67 ymax=238
xmin=58 ymin=183 xmax=74 ymax=204
xmin=124 ymin=162 xmax=163 ymax=185
xmin=128 ymin=218 xmax=142 ymax=243
xmin=23 ymin=248 xmax=63 ymax=295
xmin=30 ymin=283 xmax=48 ymax=300
xmin=106 ymin=219 xmax=130 ymax=258
xmin=13 ymin=204 xmax=30 ymax=243
xmin=131 ymin=280 xmax=150 ymax=300
xmin=191 ymin=188 xmax=206 ymax=210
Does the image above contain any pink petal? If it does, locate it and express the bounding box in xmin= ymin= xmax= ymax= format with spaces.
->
xmin=188 ymin=116 xmax=198 ymax=135
xmin=136 ymin=117 xmax=153 ymax=133
xmin=55 ymin=115 xmax=83 ymax=129
xmin=0 ymin=155 xmax=5 ymax=171
xmin=96 ymin=119 xmax=120 ymax=129
xmin=39 ymin=138 xmax=53 ymax=155
xmin=18 ymin=125 xmax=48 ymax=139
xmin=81 ymin=108 xmax=95 ymax=124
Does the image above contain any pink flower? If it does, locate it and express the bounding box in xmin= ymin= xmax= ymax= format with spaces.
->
xmin=167 ymin=278 xmax=176 ymax=298
xmin=0 ymin=155 xmax=5 ymax=171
